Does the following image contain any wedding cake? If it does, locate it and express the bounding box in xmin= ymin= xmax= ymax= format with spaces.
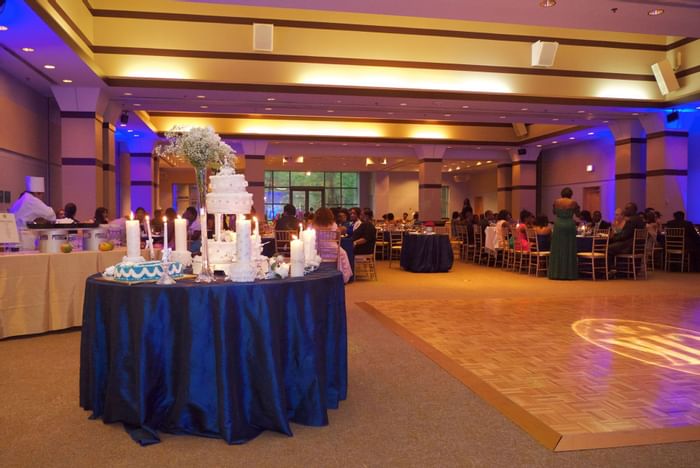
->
xmin=110 ymin=260 xmax=184 ymax=282
xmin=206 ymin=166 xmax=253 ymax=215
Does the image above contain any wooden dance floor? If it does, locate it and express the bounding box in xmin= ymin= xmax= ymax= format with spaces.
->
xmin=360 ymin=296 xmax=700 ymax=451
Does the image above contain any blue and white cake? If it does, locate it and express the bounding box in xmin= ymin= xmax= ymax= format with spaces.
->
xmin=111 ymin=261 xmax=184 ymax=282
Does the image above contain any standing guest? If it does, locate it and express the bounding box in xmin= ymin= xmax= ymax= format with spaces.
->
xmin=592 ymin=210 xmax=611 ymax=230
xmin=460 ymin=198 xmax=473 ymax=219
xmin=93 ymin=207 xmax=109 ymax=225
xmin=274 ymin=203 xmax=299 ymax=231
xmin=611 ymin=208 xmax=626 ymax=234
xmin=9 ymin=176 xmax=57 ymax=228
xmin=313 ymin=207 xmax=353 ymax=283
xmin=548 ymin=187 xmax=580 ymax=280
xmin=608 ymin=202 xmax=646 ymax=267
xmin=352 ymin=208 xmax=377 ymax=255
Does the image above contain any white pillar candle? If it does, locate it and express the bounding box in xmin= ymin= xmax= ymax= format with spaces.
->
xmin=125 ymin=212 xmax=141 ymax=259
xmin=174 ymin=215 xmax=187 ymax=251
xmin=290 ymin=235 xmax=304 ymax=277
xmin=236 ymin=218 xmax=251 ymax=262
xmin=299 ymin=223 xmax=303 ymax=239
xmin=214 ymin=213 xmax=222 ymax=242
xmin=302 ymin=227 xmax=316 ymax=264
xmin=144 ymin=215 xmax=155 ymax=260
xmin=162 ymin=216 xmax=168 ymax=251
xmin=253 ymin=216 xmax=260 ymax=236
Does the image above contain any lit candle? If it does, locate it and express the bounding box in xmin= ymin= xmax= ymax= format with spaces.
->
xmin=125 ymin=211 xmax=141 ymax=259
xmin=299 ymin=223 xmax=303 ymax=239
xmin=162 ymin=216 xmax=168 ymax=252
xmin=253 ymin=216 xmax=260 ymax=236
xmin=236 ymin=217 xmax=252 ymax=262
xmin=290 ymin=235 xmax=304 ymax=277
xmin=174 ymin=215 xmax=187 ymax=251
xmin=145 ymin=215 xmax=155 ymax=259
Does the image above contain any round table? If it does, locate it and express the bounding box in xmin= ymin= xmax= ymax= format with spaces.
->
xmin=80 ymin=266 xmax=347 ymax=445
xmin=399 ymin=233 xmax=454 ymax=273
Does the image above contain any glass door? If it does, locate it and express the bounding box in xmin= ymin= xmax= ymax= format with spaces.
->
xmin=290 ymin=188 xmax=325 ymax=213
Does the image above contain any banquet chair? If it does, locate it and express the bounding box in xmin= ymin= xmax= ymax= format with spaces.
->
xmin=502 ymin=225 xmax=515 ymax=270
xmin=526 ymin=229 xmax=549 ymax=277
xmin=453 ymin=224 xmax=468 ymax=260
xmin=274 ymin=230 xmax=296 ymax=258
xmin=472 ymin=228 xmax=486 ymax=265
xmin=577 ymin=228 xmax=609 ymax=280
xmin=615 ymin=228 xmax=648 ymax=280
xmin=664 ymin=228 xmax=690 ymax=272
xmin=375 ymin=230 xmax=390 ymax=260
xmin=434 ymin=225 xmax=449 ymax=235
xmin=355 ymin=242 xmax=378 ymax=280
xmin=316 ymin=228 xmax=340 ymax=263
xmin=388 ymin=230 xmax=403 ymax=268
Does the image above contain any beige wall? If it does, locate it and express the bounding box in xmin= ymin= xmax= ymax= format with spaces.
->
xmin=0 ymin=69 xmax=61 ymax=212
xmin=539 ymin=138 xmax=616 ymax=220
xmin=455 ymin=168 xmax=498 ymax=215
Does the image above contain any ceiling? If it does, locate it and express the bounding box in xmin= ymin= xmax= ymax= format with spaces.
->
xmin=1 ymin=0 xmax=698 ymax=174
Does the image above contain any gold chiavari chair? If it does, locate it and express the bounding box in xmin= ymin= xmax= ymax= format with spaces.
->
xmin=664 ymin=227 xmax=690 ymax=272
xmin=577 ymin=228 xmax=609 ymax=280
xmin=354 ymin=241 xmax=378 ymax=280
xmin=388 ymin=230 xmax=403 ymax=268
xmin=375 ymin=229 xmax=390 ymax=260
xmin=273 ymin=230 xmax=296 ymax=258
xmin=615 ymin=228 xmax=648 ymax=280
xmin=472 ymin=227 xmax=486 ymax=264
xmin=316 ymin=228 xmax=340 ymax=263
xmin=454 ymin=224 xmax=468 ymax=261
xmin=526 ymin=228 xmax=549 ymax=277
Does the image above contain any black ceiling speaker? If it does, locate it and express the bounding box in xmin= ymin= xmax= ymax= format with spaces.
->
xmin=517 ymin=148 xmax=527 ymax=155
xmin=120 ymin=111 xmax=129 ymax=125
xmin=667 ymin=110 xmax=679 ymax=123
xmin=0 ymin=0 xmax=6 ymax=15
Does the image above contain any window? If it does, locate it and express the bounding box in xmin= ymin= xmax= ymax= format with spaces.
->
xmin=264 ymin=171 xmax=360 ymax=220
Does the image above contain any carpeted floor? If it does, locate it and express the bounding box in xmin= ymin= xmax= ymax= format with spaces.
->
xmin=2 ymin=261 xmax=700 ymax=467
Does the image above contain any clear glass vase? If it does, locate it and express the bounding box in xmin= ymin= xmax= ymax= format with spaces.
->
xmin=195 ymin=166 xmax=216 ymax=283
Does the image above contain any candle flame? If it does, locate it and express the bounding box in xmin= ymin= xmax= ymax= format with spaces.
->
xmin=146 ymin=215 xmax=150 ymax=221
xmin=130 ymin=211 xmax=134 ymax=220
xmin=177 ymin=214 xmax=182 ymax=219
xmin=292 ymin=235 xmax=297 ymax=240
xmin=163 ymin=216 xmax=167 ymax=223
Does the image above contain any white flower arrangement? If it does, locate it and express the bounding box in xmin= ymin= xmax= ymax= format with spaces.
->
xmin=156 ymin=126 xmax=235 ymax=170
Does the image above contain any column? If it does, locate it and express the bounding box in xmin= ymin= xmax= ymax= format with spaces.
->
xmin=373 ymin=171 xmax=390 ymax=217
xmin=496 ymin=163 xmax=512 ymax=212
xmin=129 ymin=152 xmax=156 ymax=214
xmin=415 ymin=145 xmax=447 ymax=221
xmin=240 ymin=140 xmax=268 ymax=218
xmin=609 ymin=120 xmax=646 ymax=211
xmin=646 ymin=130 xmax=689 ymax=213
xmin=60 ymin=111 xmax=104 ymax=221
xmin=102 ymin=122 xmax=117 ymax=216
xmin=509 ymin=148 xmax=539 ymax=215
xmin=117 ymin=144 xmax=131 ymax=217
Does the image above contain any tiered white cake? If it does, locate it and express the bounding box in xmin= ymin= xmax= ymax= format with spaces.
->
xmin=207 ymin=166 xmax=253 ymax=214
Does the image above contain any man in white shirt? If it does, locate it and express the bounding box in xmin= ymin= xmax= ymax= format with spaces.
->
xmin=8 ymin=176 xmax=56 ymax=228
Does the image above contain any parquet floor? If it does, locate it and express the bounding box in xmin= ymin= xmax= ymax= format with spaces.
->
xmin=360 ymin=295 xmax=700 ymax=451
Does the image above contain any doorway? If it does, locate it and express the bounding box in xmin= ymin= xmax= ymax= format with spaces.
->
xmin=582 ymin=186 xmax=601 ymax=213
xmin=291 ymin=188 xmax=325 ymax=213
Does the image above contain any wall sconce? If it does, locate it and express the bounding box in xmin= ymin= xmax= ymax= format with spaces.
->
xmin=365 ymin=157 xmax=375 ymax=166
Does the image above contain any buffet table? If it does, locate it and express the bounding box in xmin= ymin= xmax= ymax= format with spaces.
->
xmin=79 ymin=266 xmax=348 ymax=445
xmin=400 ymin=233 xmax=454 ymax=273
xmin=0 ymin=248 xmax=129 ymax=339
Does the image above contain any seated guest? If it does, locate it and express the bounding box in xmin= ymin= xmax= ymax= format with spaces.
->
xmin=275 ymin=203 xmax=299 ymax=231
xmin=534 ymin=215 xmax=552 ymax=236
xmin=645 ymin=210 xmax=661 ymax=241
xmin=401 ymin=212 xmax=409 ymax=224
xmin=336 ymin=209 xmax=351 ymax=235
xmin=63 ymin=202 xmax=79 ymax=223
xmin=347 ymin=207 xmax=361 ymax=235
xmin=352 ymin=208 xmax=377 ymax=255
xmin=313 ymin=207 xmax=353 ymax=283
xmin=611 ymin=207 xmax=626 ymax=234
xmin=515 ymin=210 xmax=534 ymax=252
xmin=578 ymin=210 xmax=593 ymax=226
xmin=494 ymin=210 xmax=510 ymax=248
xmin=608 ymin=202 xmax=645 ymax=265
xmin=93 ymin=207 xmax=109 ymax=225
xmin=666 ymin=211 xmax=700 ymax=268
xmin=411 ymin=211 xmax=420 ymax=225
xmin=183 ymin=206 xmax=201 ymax=242
xmin=592 ymin=211 xmax=610 ymax=230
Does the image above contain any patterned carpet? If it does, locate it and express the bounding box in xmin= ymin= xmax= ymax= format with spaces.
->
xmin=360 ymin=296 xmax=700 ymax=451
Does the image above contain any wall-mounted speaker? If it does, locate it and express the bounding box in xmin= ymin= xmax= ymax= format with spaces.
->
xmin=531 ymin=41 xmax=558 ymax=67
xmin=517 ymin=148 xmax=527 ymax=156
xmin=651 ymin=59 xmax=680 ymax=96
xmin=512 ymin=122 xmax=528 ymax=137
xmin=253 ymin=23 xmax=274 ymax=52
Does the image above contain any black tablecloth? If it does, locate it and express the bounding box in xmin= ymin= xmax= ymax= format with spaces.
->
xmin=80 ymin=266 xmax=347 ymax=445
xmin=399 ymin=233 xmax=454 ymax=273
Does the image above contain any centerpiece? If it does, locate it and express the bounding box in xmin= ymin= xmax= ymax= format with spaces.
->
xmin=156 ymin=126 xmax=235 ymax=282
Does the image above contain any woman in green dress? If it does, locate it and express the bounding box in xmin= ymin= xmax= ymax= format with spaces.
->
xmin=548 ymin=187 xmax=580 ymax=280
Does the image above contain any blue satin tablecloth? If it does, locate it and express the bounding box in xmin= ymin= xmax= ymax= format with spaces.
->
xmin=79 ymin=266 xmax=347 ymax=445
xmin=399 ymin=233 xmax=454 ymax=273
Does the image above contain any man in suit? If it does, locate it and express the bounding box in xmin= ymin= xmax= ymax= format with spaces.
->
xmin=666 ymin=211 xmax=700 ymax=270
xmin=608 ymin=202 xmax=645 ymax=267
xmin=592 ymin=210 xmax=611 ymax=230
xmin=352 ymin=208 xmax=376 ymax=255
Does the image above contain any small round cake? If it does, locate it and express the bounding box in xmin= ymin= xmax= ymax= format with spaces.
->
xmin=113 ymin=261 xmax=184 ymax=282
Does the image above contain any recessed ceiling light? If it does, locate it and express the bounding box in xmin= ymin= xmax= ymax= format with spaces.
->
xmin=387 ymin=111 xmax=394 ymax=115
xmin=306 ymin=171 xmax=311 ymax=176
xmin=462 ymin=105 xmax=469 ymax=109
xmin=0 ymin=26 xmax=9 ymax=32
xmin=476 ymin=162 xmax=482 ymax=166
xmin=577 ymin=110 xmax=585 ymax=114
xmin=123 ymin=92 xmax=132 ymax=96
xmin=536 ymin=144 xmax=543 ymax=147
xmin=696 ymin=106 xmax=700 ymax=110
xmin=448 ymin=168 xmax=453 ymax=172
xmin=327 ymin=110 xmax=334 ymax=113
xmin=552 ymin=118 xmax=559 ymax=121
xmin=486 ymin=160 xmax=493 ymax=163
xmin=43 ymin=64 xmax=55 ymax=69
xmin=119 ymin=123 xmax=127 ymax=127
xmin=499 ymin=116 xmax=506 ymax=119
xmin=264 ymin=107 xmax=272 ymax=111
xmin=648 ymin=8 xmax=664 ymax=16
xmin=569 ymin=137 xmax=576 ymax=140
xmin=456 ymin=166 xmax=461 ymax=170
xmin=200 ymin=105 xmax=208 ymax=109
xmin=133 ymin=103 xmax=141 ymax=107
xmin=21 ymin=47 xmax=35 ymax=53
xmin=520 ymin=108 xmax=528 ymax=111
xmin=266 ymin=97 xmax=276 ymax=101
xmin=603 ymin=120 xmax=609 ymax=123
xmin=587 ymin=132 xmax=595 ymax=136
xmin=400 ymin=103 xmax=407 ymax=106
xmin=552 ymin=141 xmax=558 ymax=144
xmin=134 ymin=134 xmax=140 ymax=137
xmin=127 ymin=129 xmax=133 ymax=133
xmin=62 ymin=79 xmax=73 ymax=83
xmin=444 ymin=113 xmax=451 ymax=117
xmin=196 ymin=95 xmax=206 ymax=99
xmin=539 ymin=0 xmax=556 ymax=7
xmin=632 ymin=112 xmax=640 ymax=116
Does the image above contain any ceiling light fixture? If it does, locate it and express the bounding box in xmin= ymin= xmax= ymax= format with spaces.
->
xmin=381 ymin=158 xmax=387 ymax=165
xmin=456 ymin=166 xmax=461 ymax=170
xmin=264 ymin=107 xmax=272 ymax=111
xmin=200 ymin=105 xmax=208 ymax=109
xmin=520 ymin=108 xmax=529 ymax=111
xmin=499 ymin=116 xmax=506 ymax=119
xmin=62 ymin=79 xmax=72 ymax=83
xmin=577 ymin=110 xmax=585 ymax=113
xmin=569 ymin=137 xmax=576 ymax=140
xmin=267 ymin=97 xmax=276 ymax=101
xmin=327 ymin=110 xmax=334 ymax=113
xmin=365 ymin=157 xmax=375 ymax=166
xmin=537 ymin=144 xmax=543 ymax=147
xmin=648 ymin=8 xmax=664 ymax=16
xmin=123 ymin=92 xmax=132 ymax=96
xmin=552 ymin=140 xmax=558 ymax=144
xmin=587 ymin=132 xmax=595 ymax=136
xmin=43 ymin=64 xmax=55 ymax=69
xmin=462 ymin=105 xmax=469 ymax=109
xmin=444 ymin=114 xmax=451 ymax=117
xmin=295 ymin=156 xmax=304 ymax=164
xmin=448 ymin=168 xmax=453 ymax=172
xmin=400 ymin=103 xmax=407 ymax=106
xmin=133 ymin=103 xmax=141 ymax=107
xmin=282 ymin=156 xmax=288 ymax=164
xmin=21 ymin=47 xmax=35 ymax=53
xmin=486 ymin=160 xmax=493 ymax=164
xmin=0 ymin=26 xmax=8 ymax=31
xmin=552 ymin=117 xmax=559 ymax=121
xmin=196 ymin=95 xmax=206 ymax=99
xmin=539 ymin=0 xmax=556 ymax=7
